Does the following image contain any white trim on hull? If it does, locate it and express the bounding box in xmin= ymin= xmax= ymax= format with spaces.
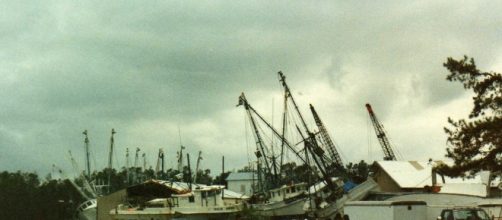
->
xmin=76 ymin=199 xmax=97 ymax=220
xmin=251 ymin=197 xmax=307 ymax=217
xmin=111 ymin=203 xmax=242 ymax=220
xmin=305 ymin=178 xmax=380 ymax=219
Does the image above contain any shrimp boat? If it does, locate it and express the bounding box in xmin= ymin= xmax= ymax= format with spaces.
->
xmin=109 ymin=180 xmax=244 ymax=220
xmin=303 ymin=178 xmax=380 ymax=219
xmin=75 ymin=199 xmax=97 ymax=220
xmin=250 ymin=182 xmax=308 ymax=217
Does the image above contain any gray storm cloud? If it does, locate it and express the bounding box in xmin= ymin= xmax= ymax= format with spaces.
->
xmin=1 ymin=1 xmax=501 ymax=175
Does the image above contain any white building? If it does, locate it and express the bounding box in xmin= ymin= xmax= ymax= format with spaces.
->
xmin=373 ymin=160 xmax=499 ymax=197
xmin=226 ymin=172 xmax=256 ymax=196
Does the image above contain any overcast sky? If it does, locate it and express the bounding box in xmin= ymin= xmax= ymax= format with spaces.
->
xmin=1 ymin=1 xmax=502 ymax=177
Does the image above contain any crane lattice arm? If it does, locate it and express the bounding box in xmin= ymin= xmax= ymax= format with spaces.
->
xmin=309 ymin=104 xmax=344 ymax=169
xmin=365 ymin=103 xmax=397 ymax=161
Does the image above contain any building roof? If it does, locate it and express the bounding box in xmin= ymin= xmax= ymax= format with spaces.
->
xmin=223 ymin=189 xmax=250 ymax=199
xmin=375 ymin=161 xmax=442 ymax=188
xmin=374 ymin=161 xmax=494 ymax=197
xmin=226 ymin=172 xmax=255 ymax=181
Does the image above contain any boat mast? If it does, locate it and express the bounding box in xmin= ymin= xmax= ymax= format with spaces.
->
xmin=238 ymin=93 xmax=307 ymax=165
xmin=134 ymin=148 xmax=140 ymax=168
xmin=277 ymin=71 xmax=335 ymax=190
xmin=186 ymin=153 xmax=192 ymax=189
xmin=134 ymin=148 xmax=140 ymax=183
xmin=125 ymin=148 xmax=130 ymax=184
xmin=194 ymin=151 xmax=202 ymax=183
xmin=107 ymin=128 xmax=116 ymax=193
xmin=155 ymin=149 xmax=164 ymax=178
xmin=142 ymin=152 xmax=146 ymax=171
xmin=178 ymin=145 xmax=185 ymax=172
xmin=279 ymin=87 xmax=289 ymax=173
xmin=238 ymin=93 xmax=278 ymax=189
xmin=83 ymin=130 xmax=91 ymax=179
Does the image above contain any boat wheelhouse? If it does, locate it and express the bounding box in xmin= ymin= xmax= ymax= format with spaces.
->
xmin=110 ymin=180 xmax=243 ymax=220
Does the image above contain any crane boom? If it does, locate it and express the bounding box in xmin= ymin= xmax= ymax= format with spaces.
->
xmin=309 ymin=104 xmax=344 ymax=169
xmin=365 ymin=103 xmax=397 ymax=161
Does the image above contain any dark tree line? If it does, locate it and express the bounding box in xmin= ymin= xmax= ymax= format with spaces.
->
xmin=0 ymin=160 xmax=371 ymax=219
xmin=0 ymin=171 xmax=83 ymax=220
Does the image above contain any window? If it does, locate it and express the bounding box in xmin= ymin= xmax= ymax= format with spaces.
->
xmin=189 ymin=196 xmax=195 ymax=203
xmin=441 ymin=210 xmax=453 ymax=220
xmin=170 ymin=198 xmax=179 ymax=207
xmin=240 ymin=184 xmax=246 ymax=193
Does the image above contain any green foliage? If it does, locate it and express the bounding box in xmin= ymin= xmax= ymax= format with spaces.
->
xmin=345 ymin=160 xmax=370 ymax=183
xmin=194 ymin=169 xmax=213 ymax=185
xmin=0 ymin=171 xmax=81 ymax=220
xmin=439 ymin=56 xmax=502 ymax=177
xmin=213 ymin=172 xmax=230 ymax=185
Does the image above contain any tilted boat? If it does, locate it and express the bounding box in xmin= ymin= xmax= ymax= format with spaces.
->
xmin=109 ymin=180 xmax=244 ymax=220
xmin=75 ymin=199 xmax=97 ymax=220
xmin=249 ymin=182 xmax=308 ymax=217
xmin=303 ymin=178 xmax=380 ymax=219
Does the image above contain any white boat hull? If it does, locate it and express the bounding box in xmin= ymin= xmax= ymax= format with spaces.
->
xmin=251 ymin=197 xmax=307 ymax=217
xmin=111 ymin=203 xmax=243 ymax=220
xmin=306 ymin=178 xmax=380 ymax=219
xmin=75 ymin=199 xmax=97 ymax=220
xmin=112 ymin=213 xmax=237 ymax=220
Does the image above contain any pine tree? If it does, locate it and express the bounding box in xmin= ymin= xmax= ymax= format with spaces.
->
xmin=438 ymin=56 xmax=502 ymax=177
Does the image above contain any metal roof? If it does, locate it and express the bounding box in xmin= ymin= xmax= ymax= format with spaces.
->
xmin=376 ymin=160 xmax=441 ymax=188
xmin=226 ymin=172 xmax=255 ymax=181
xmin=375 ymin=161 xmax=494 ymax=197
xmin=375 ymin=161 xmax=490 ymax=187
